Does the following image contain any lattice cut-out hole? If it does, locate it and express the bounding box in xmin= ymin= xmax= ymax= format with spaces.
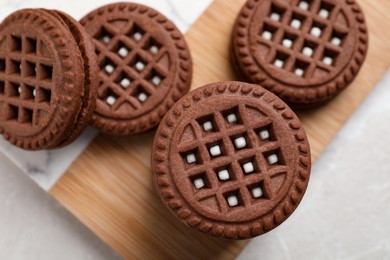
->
xmin=262 ymin=31 xmax=273 ymax=41
xmin=331 ymin=37 xmax=341 ymax=46
xmin=282 ymin=32 xmax=297 ymax=49
xmin=38 ymin=64 xmax=53 ymax=80
xmin=217 ymin=169 xmax=230 ymax=181
xmin=310 ymin=27 xmax=322 ymax=37
xmin=10 ymin=35 xmax=22 ymax=52
xmin=242 ymin=161 xmax=254 ymax=174
xmin=24 ymin=61 xmax=36 ymax=77
xmin=290 ymin=19 xmax=301 ymax=29
xmin=23 ymin=84 xmax=35 ymax=100
xmin=264 ymin=150 xmax=284 ymax=166
xmin=259 ymin=129 xmax=270 ymax=140
xmin=274 ymin=59 xmax=284 ymax=68
xmin=25 ymin=37 xmax=37 ymax=54
xmin=183 ymin=149 xmax=200 ymax=165
xmin=209 ymin=144 xmax=222 ymax=157
xmin=37 ymin=88 xmax=51 ymax=103
xmin=267 ymin=153 xmax=279 ymax=165
xmin=198 ymin=115 xmax=217 ymax=133
xmin=137 ymin=92 xmax=148 ymax=103
xmin=97 ymin=27 xmax=114 ymax=45
xmin=131 ymin=55 xmax=147 ymax=72
xmin=144 ymin=37 xmax=162 ymax=55
xmin=118 ymin=46 xmax=129 ymax=58
xmin=147 ymin=68 xmax=164 ymax=87
xmin=224 ymin=191 xmax=242 ymax=207
xmin=323 ymin=56 xmax=333 ymax=65
xmin=270 ymin=12 xmax=281 ymax=22
xmin=227 ymin=195 xmax=239 ymax=207
xmin=330 ymin=29 xmax=347 ymax=47
xmin=20 ymin=108 xmax=33 ymax=124
xmin=0 ymin=58 xmax=5 ymax=72
xmin=9 ymin=59 xmax=21 ymax=74
xmin=120 ymin=78 xmax=131 ymax=89
xmin=186 ymin=153 xmax=197 ymax=164
xmin=130 ymin=23 xmax=145 ymax=42
xmin=270 ymin=3 xmax=285 ymax=22
xmin=295 ymin=68 xmax=304 ymax=77
xmin=6 ymin=104 xmax=18 ymax=120
xmin=298 ymin=1 xmax=310 ymax=10
xmin=112 ymin=40 xmax=131 ymax=58
xmin=318 ymin=9 xmax=329 ymax=19
xmin=223 ymin=107 xmax=243 ymax=126
xmin=251 ymin=186 xmax=263 ymax=198
xmin=9 ymin=82 xmax=20 ymax=97
xmin=322 ymin=48 xmax=339 ymax=67
xmin=106 ymin=95 xmax=117 ymax=106
xmin=152 ymin=75 xmax=161 ymax=86
xmin=274 ymin=51 xmax=289 ymax=68
xmin=294 ymin=60 xmax=309 ymax=77
xmin=0 ymin=81 xmax=4 ymax=94
xmin=203 ymin=121 xmax=213 ymax=132
xmin=132 ymin=86 xmax=149 ymax=103
xmin=150 ymin=45 xmax=159 ymax=55
xmin=193 ymin=177 xmax=205 ymax=189
xmin=104 ymin=89 xmax=119 ymax=106
xmin=302 ymin=46 xmax=314 ymax=57
xmin=282 ymin=39 xmax=293 ymax=49
xmin=319 ymin=2 xmax=335 ymax=19
xmin=104 ymin=62 xmax=115 ymax=75
xmin=233 ymin=136 xmax=247 ymax=149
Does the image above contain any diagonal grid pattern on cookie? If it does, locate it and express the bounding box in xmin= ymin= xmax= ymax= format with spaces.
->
xmin=93 ymin=20 xmax=168 ymax=112
xmin=257 ymin=0 xmax=350 ymax=78
xmin=0 ymin=34 xmax=53 ymax=127
xmin=178 ymin=104 xmax=287 ymax=214
xmin=258 ymin=0 xmax=349 ymax=79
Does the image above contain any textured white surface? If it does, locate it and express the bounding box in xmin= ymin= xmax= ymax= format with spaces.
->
xmin=238 ymin=70 xmax=390 ymax=259
xmin=0 ymin=153 xmax=119 ymax=260
xmin=0 ymin=0 xmax=212 ymax=191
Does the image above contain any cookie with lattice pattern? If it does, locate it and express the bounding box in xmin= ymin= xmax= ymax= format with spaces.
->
xmin=80 ymin=3 xmax=192 ymax=135
xmin=0 ymin=9 xmax=98 ymax=150
xmin=152 ymin=81 xmax=311 ymax=239
xmin=231 ymin=0 xmax=368 ymax=108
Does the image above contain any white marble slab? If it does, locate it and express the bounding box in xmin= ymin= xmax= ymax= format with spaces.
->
xmin=0 ymin=0 xmax=212 ymax=190
xmin=238 ymin=70 xmax=390 ymax=260
xmin=0 ymin=152 xmax=120 ymax=260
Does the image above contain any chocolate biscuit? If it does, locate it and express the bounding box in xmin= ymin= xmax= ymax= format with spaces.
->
xmin=152 ymin=81 xmax=311 ymax=239
xmin=0 ymin=9 xmax=98 ymax=150
xmin=231 ymin=0 xmax=368 ymax=108
xmin=81 ymin=3 xmax=192 ymax=135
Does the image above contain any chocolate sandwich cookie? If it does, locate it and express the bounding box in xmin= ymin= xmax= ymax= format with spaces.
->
xmin=0 ymin=9 xmax=98 ymax=150
xmin=152 ymin=81 xmax=311 ymax=239
xmin=231 ymin=0 xmax=368 ymax=108
xmin=81 ymin=3 xmax=192 ymax=135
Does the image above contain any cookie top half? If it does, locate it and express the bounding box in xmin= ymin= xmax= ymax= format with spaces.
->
xmin=81 ymin=3 xmax=193 ymax=135
xmin=152 ymin=81 xmax=311 ymax=239
xmin=0 ymin=9 xmax=98 ymax=150
xmin=231 ymin=0 xmax=368 ymax=108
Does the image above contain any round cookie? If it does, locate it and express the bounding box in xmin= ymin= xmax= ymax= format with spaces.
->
xmin=0 ymin=9 xmax=98 ymax=150
xmin=152 ymin=81 xmax=311 ymax=239
xmin=231 ymin=0 xmax=368 ymax=108
xmin=80 ymin=3 xmax=192 ymax=135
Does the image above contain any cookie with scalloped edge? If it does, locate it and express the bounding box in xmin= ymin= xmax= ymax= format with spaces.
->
xmin=231 ymin=0 xmax=368 ymax=108
xmin=152 ymin=81 xmax=311 ymax=239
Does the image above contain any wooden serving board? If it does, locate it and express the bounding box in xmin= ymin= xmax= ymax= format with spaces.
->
xmin=50 ymin=0 xmax=390 ymax=259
